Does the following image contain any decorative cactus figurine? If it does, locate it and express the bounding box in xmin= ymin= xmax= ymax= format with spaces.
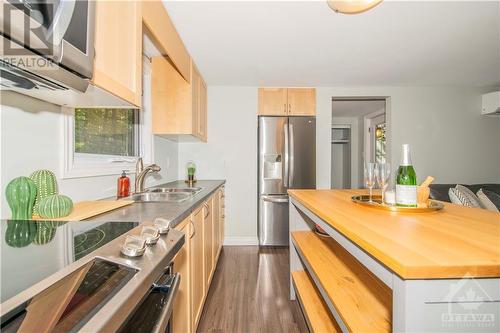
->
xmin=37 ymin=194 xmax=73 ymax=219
xmin=5 ymin=220 xmax=37 ymax=248
xmin=5 ymin=176 xmax=37 ymax=220
xmin=33 ymin=224 xmax=57 ymax=245
xmin=30 ymin=169 xmax=58 ymax=216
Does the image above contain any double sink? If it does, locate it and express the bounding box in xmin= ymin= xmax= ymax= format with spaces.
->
xmin=125 ymin=187 xmax=203 ymax=203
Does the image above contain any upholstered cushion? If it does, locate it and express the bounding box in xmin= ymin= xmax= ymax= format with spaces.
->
xmin=449 ymin=185 xmax=481 ymax=207
xmin=477 ymin=189 xmax=500 ymax=212
xmin=430 ymin=184 xmax=500 ymax=203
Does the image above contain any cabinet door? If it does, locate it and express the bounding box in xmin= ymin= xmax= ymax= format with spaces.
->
xmin=93 ymin=0 xmax=142 ymax=107
xmin=173 ymin=219 xmax=191 ymax=333
xmin=190 ymin=207 xmax=205 ymax=329
xmin=212 ymin=191 xmax=220 ymax=262
xmin=198 ymin=78 xmax=208 ymax=142
xmin=151 ymin=56 xmax=191 ymax=135
xmin=203 ymin=198 xmax=213 ymax=285
xmin=287 ymin=88 xmax=316 ymax=116
xmin=258 ymin=88 xmax=288 ymax=116
xmin=191 ymin=63 xmax=200 ymax=138
xmin=220 ymin=187 xmax=225 ymax=248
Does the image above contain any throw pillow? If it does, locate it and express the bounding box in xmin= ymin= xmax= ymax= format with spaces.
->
xmin=449 ymin=186 xmax=480 ymax=207
xmin=455 ymin=185 xmax=482 ymax=207
xmin=477 ymin=189 xmax=500 ymax=212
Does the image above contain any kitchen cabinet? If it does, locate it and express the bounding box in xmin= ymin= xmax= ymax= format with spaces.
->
xmin=203 ymin=198 xmax=214 ymax=286
xmin=169 ymin=186 xmax=225 ymax=333
xmin=258 ymin=88 xmax=288 ymax=116
xmin=220 ymin=186 xmax=225 ymax=247
xmin=190 ymin=205 xmax=205 ymax=329
xmin=212 ymin=191 xmax=220 ymax=262
xmin=192 ymin=63 xmax=208 ymax=141
xmin=151 ymin=59 xmax=207 ymax=141
xmin=142 ymin=0 xmax=191 ymax=82
xmin=93 ymin=0 xmax=142 ymax=107
xmin=173 ymin=218 xmax=191 ymax=333
xmin=258 ymin=88 xmax=316 ymax=116
xmin=151 ymin=56 xmax=191 ymax=136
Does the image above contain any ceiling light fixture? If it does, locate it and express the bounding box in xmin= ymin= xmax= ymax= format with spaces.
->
xmin=327 ymin=0 xmax=383 ymax=14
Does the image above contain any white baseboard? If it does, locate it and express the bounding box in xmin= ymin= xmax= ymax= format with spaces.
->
xmin=223 ymin=236 xmax=259 ymax=246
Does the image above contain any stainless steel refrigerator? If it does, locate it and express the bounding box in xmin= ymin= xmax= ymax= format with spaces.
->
xmin=258 ymin=116 xmax=316 ymax=246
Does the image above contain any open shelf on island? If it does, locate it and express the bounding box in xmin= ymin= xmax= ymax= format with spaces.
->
xmin=291 ymin=231 xmax=392 ymax=333
xmin=292 ymin=270 xmax=341 ymax=333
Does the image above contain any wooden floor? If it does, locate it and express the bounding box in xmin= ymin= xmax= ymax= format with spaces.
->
xmin=197 ymin=246 xmax=308 ymax=333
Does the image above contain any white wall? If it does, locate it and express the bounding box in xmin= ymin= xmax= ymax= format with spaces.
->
xmin=0 ymin=92 xmax=179 ymax=218
xmin=178 ymin=87 xmax=259 ymax=245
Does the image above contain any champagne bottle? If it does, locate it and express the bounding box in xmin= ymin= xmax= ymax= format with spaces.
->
xmin=396 ymin=144 xmax=417 ymax=207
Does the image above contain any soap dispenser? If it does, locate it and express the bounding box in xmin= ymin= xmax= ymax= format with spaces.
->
xmin=117 ymin=170 xmax=130 ymax=198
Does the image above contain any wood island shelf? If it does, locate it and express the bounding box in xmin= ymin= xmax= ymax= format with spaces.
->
xmin=292 ymin=231 xmax=392 ymax=333
xmin=291 ymin=270 xmax=341 ymax=333
xmin=288 ymin=189 xmax=500 ymax=332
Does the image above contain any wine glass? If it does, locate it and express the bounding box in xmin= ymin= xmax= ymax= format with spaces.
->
xmin=375 ymin=163 xmax=391 ymax=204
xmin=364 ymin=162 xmax=376 ymax=203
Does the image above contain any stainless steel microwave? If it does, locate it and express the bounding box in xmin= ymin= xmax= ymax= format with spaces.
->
xmin=0 ymin=0 xmax=95 ymax=92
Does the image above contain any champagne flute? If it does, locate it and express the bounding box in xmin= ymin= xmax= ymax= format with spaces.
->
xmin=364 ymin=162 xmax=376 ymax=203
xmin=376 ymin=162 xmax=391 ymax=204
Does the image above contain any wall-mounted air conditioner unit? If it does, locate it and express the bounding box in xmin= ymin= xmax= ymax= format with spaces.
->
xmin=481 ymin=91 xmax=500 ymax=116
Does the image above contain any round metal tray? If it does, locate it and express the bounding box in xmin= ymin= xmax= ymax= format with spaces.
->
xmin=351 ymin=195 xmax=444 ymax=213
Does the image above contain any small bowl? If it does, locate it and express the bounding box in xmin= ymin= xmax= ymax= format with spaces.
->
xmin=141 ymin=226 xmax=160 ymax=245
xmin=154 ymin=218 xmax=171 ymax=235
xmin=121 ymin=235 xmax=146 ymax=257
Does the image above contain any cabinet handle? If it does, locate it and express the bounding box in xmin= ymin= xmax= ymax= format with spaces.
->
xmin=289 ymin=103 xmax=291 ymax=114
xmin=204 ymin=202 xmax=210 ymax=219
xmin=189 ymin=219 xmax=195 ymax=239
xmin=284 ymin=103 xmax=287 ymax=114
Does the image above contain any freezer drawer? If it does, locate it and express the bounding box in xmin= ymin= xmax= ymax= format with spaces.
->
xmin=259 ymin=195 xmax=289 ymax=246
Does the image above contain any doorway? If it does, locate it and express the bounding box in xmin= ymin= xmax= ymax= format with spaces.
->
xmin=331 ymin=98 xmax=389 ymax=189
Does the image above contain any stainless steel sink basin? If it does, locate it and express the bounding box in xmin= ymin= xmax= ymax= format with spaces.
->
xmin=125 ymin=187 xmax=203 ymax=203
xmin=147 ymin=187 xmax=202 ymax=194
xmin=126 ymin=192 xmax=192 ymax=203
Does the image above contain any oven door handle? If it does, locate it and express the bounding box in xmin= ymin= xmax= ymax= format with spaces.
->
xmin=151 ymin=273 xmax=180 ymax=333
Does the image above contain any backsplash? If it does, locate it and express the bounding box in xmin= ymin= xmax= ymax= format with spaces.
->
xmin=0 ymin=92 xmax=179 ymax=219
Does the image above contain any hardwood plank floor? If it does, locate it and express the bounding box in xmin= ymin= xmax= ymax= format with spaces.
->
xmin=197 ymin=246 xmax=308 ymax=333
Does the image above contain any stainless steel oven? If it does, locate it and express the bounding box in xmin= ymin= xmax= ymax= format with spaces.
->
xmin=0 ymin=0 xmax=95 ymax=91
xmin=120 ymin=265 xmax=181 ymax=333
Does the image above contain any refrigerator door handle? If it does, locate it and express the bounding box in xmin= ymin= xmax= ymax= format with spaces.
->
xmin=289 ymin=123 xmax=295 ymax=187
xmin=284 ymin=123 xmax=289 ymax=188
xmin=262 ymin=195 xmax=289 ymax=203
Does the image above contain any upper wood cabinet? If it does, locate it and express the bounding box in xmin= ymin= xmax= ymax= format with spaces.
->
xmin=92 ymin=0 xmax=142 ymax=107
xmin=258 ymin=88 xmax=288 ymax=116
xmin=142 ymin=0 xmax=191 ymax=82
xmin=151 ymin=58 xmax=207 ymax=141
xmin=258 ymin=88 xmax=316 ymax=116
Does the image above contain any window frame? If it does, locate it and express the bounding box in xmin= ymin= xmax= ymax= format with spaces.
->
xmin=62 ymin=107 xmax=143 ymax=179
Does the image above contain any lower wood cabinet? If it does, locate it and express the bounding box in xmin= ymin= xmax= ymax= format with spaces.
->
xmin=172 ymin=187 xmax=225 ymax=333
xmin=190 ymin=204 xmax=205 ymax=329
xmin=172 ymin=218 xmax=191 ymax=333
xmin=203 ymin=197 xmax=214 ymax=286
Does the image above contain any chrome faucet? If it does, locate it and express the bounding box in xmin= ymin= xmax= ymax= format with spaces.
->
xmin=134 ymin=157 xmax=161 ymax=193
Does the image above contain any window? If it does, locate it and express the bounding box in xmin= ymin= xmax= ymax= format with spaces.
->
xmin=74 ymin=108 xmax=139 ymax=157
xmin=63 ymin=107 xmax=143 ymax=179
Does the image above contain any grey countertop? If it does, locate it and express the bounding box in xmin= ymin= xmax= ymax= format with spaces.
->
xmin=89 ymin=180 xmax=226 ymax=228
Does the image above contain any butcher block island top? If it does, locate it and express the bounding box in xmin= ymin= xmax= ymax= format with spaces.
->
xmin=288 ymin=189 xmax=500 ymax=279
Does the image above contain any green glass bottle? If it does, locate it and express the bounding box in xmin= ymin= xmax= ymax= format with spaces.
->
xmin=396 ymin=144 xmax=417 ymax=207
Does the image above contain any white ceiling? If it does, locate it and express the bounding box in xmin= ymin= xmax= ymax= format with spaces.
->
xmin=163 ymin=1 xmax=500 ymax=87
xmin=333 ymin=100 xmax=386 ymax=117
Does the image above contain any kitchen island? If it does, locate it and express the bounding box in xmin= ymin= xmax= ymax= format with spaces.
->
xmin=288 ymin=189 xmax=500 ymax=332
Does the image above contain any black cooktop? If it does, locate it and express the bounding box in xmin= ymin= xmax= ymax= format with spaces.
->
xmin=0 ymin=220 xmax=138 ymax=304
